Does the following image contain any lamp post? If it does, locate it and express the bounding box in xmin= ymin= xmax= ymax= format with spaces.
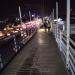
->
xmin=29 ymin=11 xmax=31 ymax=21
xmin=56 ymin=2 xmax=58 ymax=40
xmin=19 ymin=6 xmax=22 ymax=24
xmin=66 ymin=0 xmax=70 ymax=68
xmin=18 ymin=6 xmax=23 ymax=36
xmin=18 ymin=6 xmax=25 ymax=44
xmin=52 ymin=8 xmax=55 ymax=34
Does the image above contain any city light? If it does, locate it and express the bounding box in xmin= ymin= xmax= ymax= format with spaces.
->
xmin=54 ymin=18 xmax=62 ymax=22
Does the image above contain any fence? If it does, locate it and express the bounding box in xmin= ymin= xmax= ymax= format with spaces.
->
xmin=53 ymin=23 xmax=75 ymax=75
xmin=0 ymin=25 xmax=37 ymax=72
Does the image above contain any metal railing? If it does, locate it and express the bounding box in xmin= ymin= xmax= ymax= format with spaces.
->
xmin=53 ymin=24 xmax=75 ymax=75
xmin=0 ymin=25 xmax=37 ymax=72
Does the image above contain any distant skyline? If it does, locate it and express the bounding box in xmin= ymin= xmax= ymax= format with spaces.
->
xmin=0 ymin=0 xmax=75 ymax=20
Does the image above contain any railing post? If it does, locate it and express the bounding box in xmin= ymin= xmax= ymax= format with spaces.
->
xmin=59 ymin=31 xmax=62 ymax=51
xmin=54 ymin=23 xmax=57 ymax=39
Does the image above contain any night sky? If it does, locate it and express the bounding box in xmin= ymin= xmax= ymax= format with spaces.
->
xmin=0 ymin=0 xmax=75 ymax=20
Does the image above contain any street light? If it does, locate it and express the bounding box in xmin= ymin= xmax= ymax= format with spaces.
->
xmin=18 ymin=6 xmax=24 ymax=37
xmin=19 ymin=6 xmax=22 ymax=24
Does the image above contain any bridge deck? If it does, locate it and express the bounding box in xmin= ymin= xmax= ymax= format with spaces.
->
xmin=0 ymin=28 xmax=68 ymax=75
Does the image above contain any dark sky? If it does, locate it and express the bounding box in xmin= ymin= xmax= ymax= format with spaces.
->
xmin=0 ymin=0 xmax=75 ymax=20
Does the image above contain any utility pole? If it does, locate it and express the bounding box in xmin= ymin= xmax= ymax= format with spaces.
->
xmin=66 ymin=0 xmax=70 ymax=68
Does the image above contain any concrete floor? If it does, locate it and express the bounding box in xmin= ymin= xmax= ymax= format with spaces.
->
xmin=0 ymin=28 xmax=68 ymax=75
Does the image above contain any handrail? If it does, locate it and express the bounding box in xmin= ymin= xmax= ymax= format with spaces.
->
xmin=59 ymin=29 xmax=67 ymax=37
xmin=69 ymin=45 xmax=75 ymax=55
xmin=53 ymin=25 xmax=75 ymax=75
xmin=69 ymin=38 xmax=75 ymax=47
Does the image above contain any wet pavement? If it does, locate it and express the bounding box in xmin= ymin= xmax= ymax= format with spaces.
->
xmin=0 ymin=28 xmax=68 ymax=75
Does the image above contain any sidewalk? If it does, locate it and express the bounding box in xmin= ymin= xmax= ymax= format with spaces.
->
xmin=0 ymin=28 xmax=68 ymax=75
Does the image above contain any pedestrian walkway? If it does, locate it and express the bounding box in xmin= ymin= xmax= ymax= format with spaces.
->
xmin=0 ymin=28 xmax=68 ymax=75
